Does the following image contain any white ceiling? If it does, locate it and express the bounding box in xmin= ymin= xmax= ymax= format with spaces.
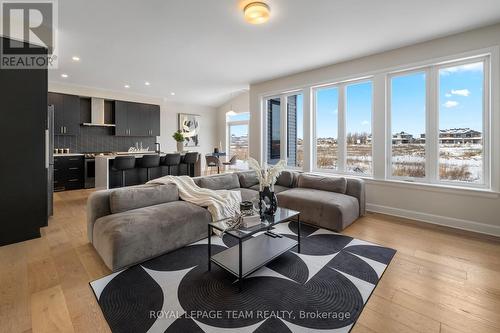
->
xmin=50 ymin=0 xmax=500 ymax=106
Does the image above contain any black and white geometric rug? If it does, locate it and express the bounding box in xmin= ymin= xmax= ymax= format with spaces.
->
xmin=90 ymin=221 xmax=395 ymax=333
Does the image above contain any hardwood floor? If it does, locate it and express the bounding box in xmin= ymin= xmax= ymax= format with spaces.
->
xmin=1 ymin=189 xmax=499 ymax=333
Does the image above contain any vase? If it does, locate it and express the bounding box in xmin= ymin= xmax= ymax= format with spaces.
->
xmin=176 ymin=141 xmax=184 ymax=152
xmin=259 ymin=186 xmax=278 ymax=216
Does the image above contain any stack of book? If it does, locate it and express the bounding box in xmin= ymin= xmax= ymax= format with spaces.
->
xmin=242 ymin=214 xmax=261 ymax=228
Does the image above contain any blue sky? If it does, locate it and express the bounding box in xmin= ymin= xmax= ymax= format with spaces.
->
xmin=227 ymin=113 xmax=250 ymax=137
xmin=313 ymin=63 xmax=483 ymax=138
xmin=391 ymin=62 xmax=483 ymax=136
xmin=438 ymin=62 xmax=483 ymax=133
xmin=230 ymin=62 xmax=483 ymax=139
xmin=315 ymin=82 xmax=372 ymax=138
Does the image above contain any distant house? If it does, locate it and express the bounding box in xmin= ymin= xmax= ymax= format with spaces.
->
xmin=392 ymin=131 xmax=414 ymax=145
xmin=439 ymin=128 xmax=482 ymax=144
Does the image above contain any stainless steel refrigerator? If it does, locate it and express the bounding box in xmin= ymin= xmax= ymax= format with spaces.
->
xmin=47 ymin=105 xmax=54 ymax=217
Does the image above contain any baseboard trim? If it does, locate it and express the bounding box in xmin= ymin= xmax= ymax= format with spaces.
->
xmin=366 ymin=203 xmax=500 ymax=237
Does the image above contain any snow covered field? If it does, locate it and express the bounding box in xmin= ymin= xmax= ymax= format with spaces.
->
xmin=316 ymin=143 xmax=483 ymax=183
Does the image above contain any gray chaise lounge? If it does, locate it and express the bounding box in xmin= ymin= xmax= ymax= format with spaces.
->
xmin=87 ymin=171 xmax=365 ymax=271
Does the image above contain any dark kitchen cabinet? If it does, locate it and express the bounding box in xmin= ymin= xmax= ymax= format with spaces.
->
xmin=115 ymin=101 xmax=130 ymax=136
xmin=128 ymin=103 xmax=143 ymax=136
xmin=54 ymin=155 xmax=84 ymax=191
xmin=115 ymin=101 xmax=160 ymax=137
xmin=48 ymin=92 xmax=80 ymax=135
xmin=149 ymin=105 xmax=161 ymax=136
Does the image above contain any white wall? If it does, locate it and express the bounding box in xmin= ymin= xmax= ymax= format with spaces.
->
xmin=48 ymin=83 xmax=218 ymax=170
xmin=216 ymin=91 xmax=250 ymax=153
xmin=158 ymin=101 xmax=217 ymax=170
xmin=249 ymin=23 xmax=500 ymax=236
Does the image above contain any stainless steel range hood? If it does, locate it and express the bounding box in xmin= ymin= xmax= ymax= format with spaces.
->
xmin=82 ymin=98 xmax=115 ymax=127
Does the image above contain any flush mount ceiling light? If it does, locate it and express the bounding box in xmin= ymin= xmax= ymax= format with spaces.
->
xmin=61 ymin=73 xmax=68 ymax=78
xmin=244 ymin=2 xmax=270 ymax=25
xmin=124 ymin=84 xmax=130 ymax=88
xmin=145 ymin=81 xmax=151 ymax=86
xmin=72 ymin=56 xmax=80 ymax=61
xmin=170 ymin=92 xmax=175 ymax=96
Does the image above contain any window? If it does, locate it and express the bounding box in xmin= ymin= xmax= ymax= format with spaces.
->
xmin=438 ymin=62 xmax=485 ymax=184
xmin=287 ymin=94 xmax=303 ymax=168
xmin=228 ymin=124 xmax=249 ymax=160
xmin=346 ymin=82 xmax=373 ymax=175
xmin=266 ymin=98 xmax=281 ymax=165
xmin=227 ymin=113 xmax=250 ymax=122
xmin=387 ymin=57 xmax=488 ymax=187
xmin=226 ymin=112 xmax=249 ymax=163
xmin=315 ymin=87 xmax=339 ymax=170
xmin=313 ymin=81 xmax=373 ymax=174
xmin=390 ymin=72 xmax=427 ymax=179
xmin=261 ymin=53 xmax=491 ymax=190
xmin=264 ymin=93 xmax=304 ymax=168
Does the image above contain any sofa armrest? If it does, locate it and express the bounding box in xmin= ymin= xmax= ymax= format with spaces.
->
xmin=346 ymin=178 xmax=366 ymax=216
xmin=87 ymin=190 xmax=112 ymax=243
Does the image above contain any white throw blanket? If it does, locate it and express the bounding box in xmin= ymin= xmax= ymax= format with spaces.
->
xmin=147 ymin=176 xmax=241 ymax=222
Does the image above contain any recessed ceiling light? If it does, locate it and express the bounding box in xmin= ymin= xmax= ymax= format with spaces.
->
xmin=145 ymin=81 xmax=150 ymax=86
xmin=124 ymin=84 xmax=130 ymax=88
xmin=72 ymin=56 xmax=80 ymax=61
xmin=170 ymin=92 xmax=175 ymax=96
xmin=244 ymin=2 xmax=270 ymax=25
xmin=61 ymin=73 xmax=68 ymax=78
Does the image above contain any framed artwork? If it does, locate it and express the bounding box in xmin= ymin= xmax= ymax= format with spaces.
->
xmin=178 ymin=113 xmax=200 ymax=147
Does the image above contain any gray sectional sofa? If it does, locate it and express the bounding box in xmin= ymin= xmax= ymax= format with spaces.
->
xmin=87 ymin=171 xmax=365 ymax=271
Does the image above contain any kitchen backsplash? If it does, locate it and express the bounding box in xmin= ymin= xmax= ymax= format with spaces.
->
xmin=54 ymin=126 xmax=156 ymax=153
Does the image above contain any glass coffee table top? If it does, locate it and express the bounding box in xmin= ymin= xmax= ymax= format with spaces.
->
xmin=209 ymin=207 xmax=300 ymax=240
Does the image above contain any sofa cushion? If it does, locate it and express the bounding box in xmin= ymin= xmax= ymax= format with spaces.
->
xmin=237 ymin=171 xmax=259 ymax=188
xmin=237 ymin=188 xmax=259 ymax=202
xmin=298 ymin=173 xmax=347 ymax=194
xmin=249 ymin=184 xmax=290 ymax=194
xmin=93 ymin=201 xmax=212 ymax=271
xmin=109 ymin=184 xmax=179 ymax=214
xmin=277 ymin=188 xmax=359 ymax=231
xmin=192 ymin=177 xmax=202 ymax=187
xmin=276 ymin=170 xmax=295 ymax=188
xmin=199 ymin=173 xmax=240 ymax=190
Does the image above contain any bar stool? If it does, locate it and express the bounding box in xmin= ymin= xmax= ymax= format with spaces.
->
xmin=183 ymin=152 xmax=199 ymax=177
xmin=112 ymin=156 xmax=136 ymax=188
xmin=162 ymin=153 xmax=181 ymax=175
xmin=140 ymin=154 xmax=160 ymax=181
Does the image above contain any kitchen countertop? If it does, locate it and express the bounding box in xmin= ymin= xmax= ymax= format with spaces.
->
xmin=95 ymin=152 xmax=166 ymax=160
xmin=54 ymin=153 xmax=84 ymax=157
xmin=95 ymin=151 xmax=198 ymax=160
xmin=95 ymin=151 xmax=202 ymax=189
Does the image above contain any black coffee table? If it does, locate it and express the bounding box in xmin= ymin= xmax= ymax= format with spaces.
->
xmin=208 ymin=207 xmax=300 ymax=291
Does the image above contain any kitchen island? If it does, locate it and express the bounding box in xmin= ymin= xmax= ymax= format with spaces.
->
xmin=95 ymin=152 xmax=201 ymax=190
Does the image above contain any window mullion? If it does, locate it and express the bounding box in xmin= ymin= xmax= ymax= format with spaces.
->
xmin=427 ymin=66 xmax=439 ymax=183
xmin=338 ymin=85 xmax=346 ymax=171
xmin=280 ymin=95 xmax=287 ymax=163
xmin=303 ymin=89 xmax=313 ymax=172
xmin=483 ymin=58 xmax=491 ymax=189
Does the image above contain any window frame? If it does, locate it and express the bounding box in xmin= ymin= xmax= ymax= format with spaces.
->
xmin=312 ymin=78 xmax=374 ymax=175
xmin=386 ymin=56 xmax=490 ymax=189
xmin=226 ymin=117 xmax=250 ymax=161
xmin=262 ymin=91 xmax=305 ymax=169
xmin=258 ymin=48 xmax=496 ymax=192
xmin=386 ymin=68 xmax=431 ymax=183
